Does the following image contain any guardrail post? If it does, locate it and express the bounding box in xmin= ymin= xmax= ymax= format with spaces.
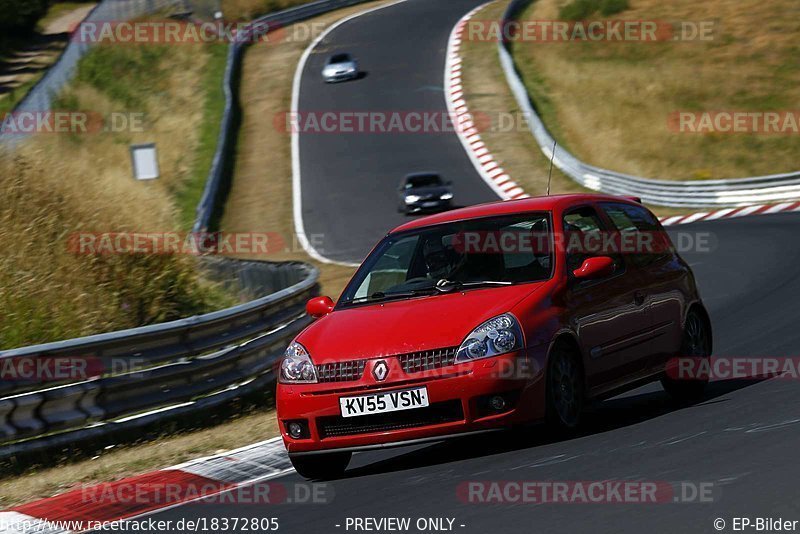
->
xmin=0 ymin=399 xmax=15 ymax=440
xmin=80 ymin=382 xmax=104 ymax=422
xmin=9 ymin=393 xmax=45 ymax=438
xmin=40 ymin=384 xmax=90 ymax=432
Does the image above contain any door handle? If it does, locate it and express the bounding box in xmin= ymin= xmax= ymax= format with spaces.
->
xmin=634 ymin=291 xmax=646 ymax=306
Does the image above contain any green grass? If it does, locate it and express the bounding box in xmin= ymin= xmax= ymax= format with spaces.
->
xmin=71 ymin=39 xmax=231 ymax=230
xmin=177 ymin=42 xmax=229 ymax=229
xmin=75 ymin=45 xmax=169 ymax=109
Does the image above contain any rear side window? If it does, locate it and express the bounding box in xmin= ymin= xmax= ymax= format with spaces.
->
xmin=600 ymin=203 xmax=672 ymax=267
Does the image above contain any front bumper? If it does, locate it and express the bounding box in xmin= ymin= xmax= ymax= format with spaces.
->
xmin=404 ymin=199 xmax=452 ymax=213
xmin=323 ymin=71 xmax=358 ymax=83
xmin=276 ymin=349 xmax=546 ymax=454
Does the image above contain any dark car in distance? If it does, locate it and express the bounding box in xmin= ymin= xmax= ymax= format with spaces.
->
xmin=397 ymin=172 xmax=454 ymax=215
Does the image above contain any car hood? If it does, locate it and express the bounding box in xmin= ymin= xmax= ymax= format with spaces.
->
xmin=297 ymin=283 xmax=545 ymax=363
xmin=324 ymin=61 xmax=356 ymax=72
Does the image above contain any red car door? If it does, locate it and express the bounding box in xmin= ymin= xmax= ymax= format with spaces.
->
xmin=599 ymin=202 xmax=687 ymax=373
xmin=560 ymin=205 xmax=653 ymax=397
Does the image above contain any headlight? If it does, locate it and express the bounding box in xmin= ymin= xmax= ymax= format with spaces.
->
xmin=456 ymin=313 xmax=523 ymax=363
xmin=405 ymin=195 xmax=421 ymax=204
xmin=280 ymin=342 xmax=317 ymax=383
xmin=440 ymin=193 xmax=453 ymax=200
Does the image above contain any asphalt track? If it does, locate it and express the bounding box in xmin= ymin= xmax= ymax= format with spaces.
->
xmin=128 ymin=0 xmax=800 ymax=531
xmin=296 ymin=0 xmax=496 ymax=263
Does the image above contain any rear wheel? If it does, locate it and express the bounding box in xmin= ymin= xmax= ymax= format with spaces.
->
xmin=290 ymin=452 xmax=351 ymax=480
xmin=545 ymin=344 xmax=584 ymax=431
xmin=661 ymin=309 xmax=711 ymax=402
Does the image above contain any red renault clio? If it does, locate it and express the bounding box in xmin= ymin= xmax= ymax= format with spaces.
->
xmin=277 ymin=194 xmax=711 ymax=479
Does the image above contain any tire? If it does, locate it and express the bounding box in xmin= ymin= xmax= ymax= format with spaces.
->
xmin=290 ymin=452 xmax=351 ymax=480
xmin=545 ymin=344 xmax=584 ymax=432
xmin=661 ymin=309 xmax=711 ymax=402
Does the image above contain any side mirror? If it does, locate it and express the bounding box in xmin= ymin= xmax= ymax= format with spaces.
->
xmin=573 ymin=256 xmax=615 ymax=280
xmin=306 ymin=296 xmax=334 ymax=319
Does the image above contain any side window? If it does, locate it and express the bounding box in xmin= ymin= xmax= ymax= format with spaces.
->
xmin=600 ymin=203 xmax=671 ymax=267
xmin=563 ymin=206 xmax=604 ymax=274
xmin=500 ymin=218 xmax=551 ymax=279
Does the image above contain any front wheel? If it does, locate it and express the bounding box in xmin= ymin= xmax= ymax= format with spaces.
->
xmin=661 ymin=309 xmax=711 ymax=402
xmin=290 ymin=451 xmax=351 ymax=480
xmin=545 ymin=345 xmax=584 ymax=432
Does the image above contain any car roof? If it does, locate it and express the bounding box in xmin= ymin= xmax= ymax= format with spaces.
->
xmin=390 ymin=193 xmax=643 ymax=233
xmin=329 ymin=53 xmax=351 ymax=62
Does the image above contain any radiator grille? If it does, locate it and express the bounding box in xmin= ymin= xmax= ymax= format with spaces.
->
xmin=316 ymin=360 xmax=367 ymax=383
xmin=397 ymin=347 xmax=458 ymax=374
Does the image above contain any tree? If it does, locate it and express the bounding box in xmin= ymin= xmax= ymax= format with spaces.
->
xmin=0 ymin=0 xmax=51 ymax=37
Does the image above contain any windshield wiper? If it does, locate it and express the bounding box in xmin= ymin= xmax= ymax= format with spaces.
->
xmin=343 ymin=279 xmax=513 ymax=305
xmin=434 ymin=279 xmax=513 ymax=293
xmin=345 ymin=287 xmax=437 ymax=305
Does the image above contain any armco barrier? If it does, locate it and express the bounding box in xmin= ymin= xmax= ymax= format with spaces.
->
xmin=498 ymin=0 xmax=800 ymax=208
xmin=0 ymin=259 xmax=319 ymax=460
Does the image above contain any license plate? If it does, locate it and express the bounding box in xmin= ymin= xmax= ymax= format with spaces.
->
xmin=422 ymin=201 xmax=438 ymax=207
xmin=339 ymin=387 xmax=429 ymax=418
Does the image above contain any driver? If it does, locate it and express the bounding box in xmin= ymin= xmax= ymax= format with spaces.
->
xmin=422 ymin=237 xmax=452 ymax=280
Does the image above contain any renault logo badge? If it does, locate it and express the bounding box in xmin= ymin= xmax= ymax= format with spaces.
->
xmin=373 ymin=360 xmax=389 ymax=381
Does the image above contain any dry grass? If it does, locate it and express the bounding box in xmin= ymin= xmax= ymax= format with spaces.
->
xmin=459 ymin=0 xmax=588 ymax=200
xmin=0 ymin=408 xmax=279 ymax=508
xmin=512 ymin=0 xmax=800 ymax=179
xmin=221 ymin=3 xmax=402 ymax=297
xmin=0 ymin=42 xmax=232 ymax=347
xmin=38 ymin=2 xmax=96 ymax=34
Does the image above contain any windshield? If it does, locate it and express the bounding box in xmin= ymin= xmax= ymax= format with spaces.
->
xmin=405 ymin=174 xmax=442 ymax=189
xmin=329 ymin=54 xmax=351 ymax=64
xmin=339 ymin=213 xmax=552 ymax=306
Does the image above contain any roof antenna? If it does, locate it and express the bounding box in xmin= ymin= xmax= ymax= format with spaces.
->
xmin=546 ymin=140 xmax=557 ymax=196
